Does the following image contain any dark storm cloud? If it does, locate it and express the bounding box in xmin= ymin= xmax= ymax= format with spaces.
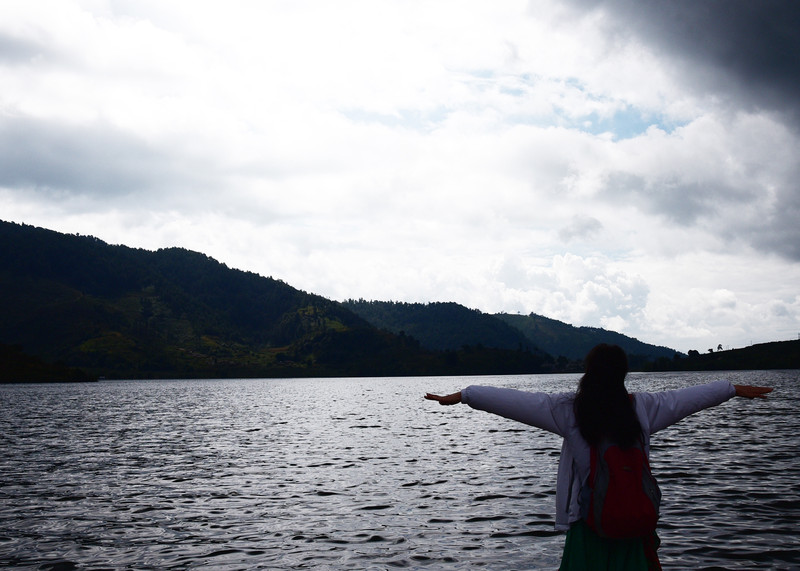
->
xmin=603 ymin=168 xmax=800 ymax=261
xmin=560 ymin=0 xmax=800 ymax=125
xmin=0 ymin=115 xmax=205 ymax=198
xmin=601 ymin=172 xmax=753 ymax=227
xmin=737 ymin=175 xmax=800 ymax=261
xmin=556 ymin=1 xmax=800 ymax=262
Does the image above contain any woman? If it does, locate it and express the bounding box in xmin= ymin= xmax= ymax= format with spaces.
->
xmin=425 ymin=343 xmax=772 ymax=570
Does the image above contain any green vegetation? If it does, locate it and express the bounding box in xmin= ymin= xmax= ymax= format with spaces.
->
xmin=0 ymin=343 xmax=93 ymax=383
xmin=493 ymin=312 xmax=677 ymax=368
xmin=0 ymin=221 xmax=552 ymax=380
xmin=644 ymin=339 xmax=800 ymax=372
xmin=341 ymin=300 xmax=537 ymax=352
xmin=0 ymin=220 xmax=374 ymax=379
xmin=2 ymin=220 xmax=796 ymax=382
xmin=343 ymin=300 xmax=676 ymax=369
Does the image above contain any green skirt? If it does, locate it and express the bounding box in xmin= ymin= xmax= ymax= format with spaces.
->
xmin=559 ymin=520 xmax=661 ymax=571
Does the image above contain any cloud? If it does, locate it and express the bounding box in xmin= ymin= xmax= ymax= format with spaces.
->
xmin=561 ymin=0 xmax=800 ymax=128
xmin=558 ymin=215 xmax=603 ymax=242
xmin=0 ymin=32 xmax=52 ymax=64
xmin=0 ymin=115 xmax=197 ymax=197
xmin=589 ymin=113 xmax=800 ymax=261
xmin=490 ymin=253 xmax=650 ymax=333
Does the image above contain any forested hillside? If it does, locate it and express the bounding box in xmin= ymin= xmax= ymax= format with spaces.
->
xmin=5 ymin=220 xmax=791 ymax=382
xmin=494 ymin=313 xmax=677 ymax=364
xmin=0 ymin=221 xmax=551 ymax=379
xmin=0 ymin=221 xmax=394 ymax=378
xmin=646 ymin=339 xmax=800 ymax=371
xmin=343 ymin=300 xmax=678 ymax=367
xmin=341 ymin=300 xmax=536 ymax=352
xmin=0 ymin=343 xmax=93 ymax=383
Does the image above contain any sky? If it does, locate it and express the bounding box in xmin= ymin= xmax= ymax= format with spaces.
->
xmin=1 ymin=0 xmax=799 ymax=354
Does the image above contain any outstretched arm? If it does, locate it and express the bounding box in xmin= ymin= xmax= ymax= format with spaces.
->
xmin=426 ymin=387 xmax=571 ymax=434
xmin=734 ymin=385 xmax=773 ymax=399
xmin=424 ymin=392 xmax=462 ymax=405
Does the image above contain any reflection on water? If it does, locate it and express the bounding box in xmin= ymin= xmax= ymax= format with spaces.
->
xmin=1 ymin=371 xmax=798 ymax=569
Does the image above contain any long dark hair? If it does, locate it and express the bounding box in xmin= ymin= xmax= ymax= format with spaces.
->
xmin=574 ymin=344 xmax=642 ymax=448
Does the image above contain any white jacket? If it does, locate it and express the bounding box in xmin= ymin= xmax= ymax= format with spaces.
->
xmin=460 ymin=380 xmax=736 ymax=530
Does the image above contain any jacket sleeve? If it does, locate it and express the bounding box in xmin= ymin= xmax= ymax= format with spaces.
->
xmin=635 ymin=379 xmax=736 ymax=434
xmin=461 ymin=385 xmax=573 ymax=436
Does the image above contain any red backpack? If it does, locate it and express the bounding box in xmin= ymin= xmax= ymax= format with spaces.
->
xmin=581 ymin=436 xmax=662 ymax=539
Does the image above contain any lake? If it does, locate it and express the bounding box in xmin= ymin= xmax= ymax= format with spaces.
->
xmin=1 ymin=370 xmax=798 ymax=570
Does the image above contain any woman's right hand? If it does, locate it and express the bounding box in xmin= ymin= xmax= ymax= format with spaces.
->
xmin=424 ymin=392 xmax=462 ymax=405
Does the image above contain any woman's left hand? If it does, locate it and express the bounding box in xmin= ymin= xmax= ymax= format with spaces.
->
xmin=734 ymin=385 xmax=774 ymax=399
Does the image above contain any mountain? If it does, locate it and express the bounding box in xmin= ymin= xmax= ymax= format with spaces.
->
xmin=340 ymin=300 xmax=536 ymax=352
xmin=343 ymin=300 xmax=678 ymax=368
xmin=649 ymin=339 xmax=800 ymax=372
xmin=0 ymin=220 xmax=405 ymax=379
xmin=494 ymin=313 xmax=678 ymax=363
xmin=0 ymin=221 xmax=550 ymax=380
xmin=4 ymin=220 xmax=793 ymax=381
xmin=0 ymin=343 xmax=93 ymax=383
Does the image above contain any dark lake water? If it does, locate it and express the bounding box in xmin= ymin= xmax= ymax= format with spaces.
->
xmin=1 ymin=371 xmax=798 ymax=570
